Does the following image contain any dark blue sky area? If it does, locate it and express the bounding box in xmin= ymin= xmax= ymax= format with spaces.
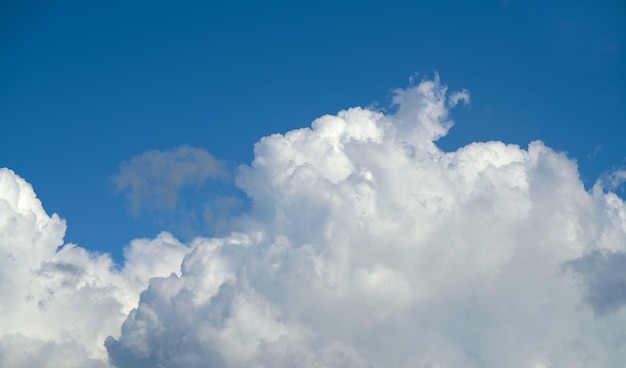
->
xmin=1 ymin=0 xmax=624 ymax=261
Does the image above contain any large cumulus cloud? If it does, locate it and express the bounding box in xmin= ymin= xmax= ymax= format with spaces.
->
xmin=0 ymin=169 xmax=190 ymax=367
xmin=3 ymin=77 xmax=626 ymax=367
xmin=104 ymin=78 xmax=626 ymax=367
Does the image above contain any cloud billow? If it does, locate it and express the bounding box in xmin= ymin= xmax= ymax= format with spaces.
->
xmin=2 ymin=77 xmax=626 ymax=367
xmin=0 ymin=169 xmax=190 ymax=367
xmin=105 ymin=79 xmax=626 ymax=367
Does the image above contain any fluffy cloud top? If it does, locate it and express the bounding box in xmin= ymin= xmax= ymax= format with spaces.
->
xmin=3 ymin=77 xmax=626 ymax=367
xmin=0 ymin=169 xmax=190 ymax=367
xmin=105 ymin=79 xmax=626 ymax=367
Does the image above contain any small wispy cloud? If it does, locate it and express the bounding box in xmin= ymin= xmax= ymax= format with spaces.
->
xmin=114 ymin=145 xmax=228 ymax=216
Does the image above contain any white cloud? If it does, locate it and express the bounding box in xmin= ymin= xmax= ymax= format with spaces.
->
xmin=4 ymin=77 xmax=626 ymax=367
xmin=0 ymin=168 xmax=190 ymax=367
xmin=114 ymin=145 xmax=227 ymax=215
xmin=104 ymin=78 xmax=626 ymax=367
xmin=597 ymin=169 xmax=626 ymax=193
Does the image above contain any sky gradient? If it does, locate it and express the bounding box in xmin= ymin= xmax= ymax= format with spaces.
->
xmin=2 ymin=0 xmax=624 ymax=258
xmin=1 ymin=1 xmax=626 ymax=367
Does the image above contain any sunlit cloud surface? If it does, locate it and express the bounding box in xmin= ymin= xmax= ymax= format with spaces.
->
xmin=2 ymin=79 xmax=626 ymax=367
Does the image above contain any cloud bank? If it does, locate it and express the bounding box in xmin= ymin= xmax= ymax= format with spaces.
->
xmin=2 ymin=77 xmax=626 ymax=367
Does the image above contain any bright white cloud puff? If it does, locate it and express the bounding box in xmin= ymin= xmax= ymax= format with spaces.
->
xmin=2 ymin=78 xmax=626 ymax=367
xmin=0 ymin=169 xmax=190 ymax=367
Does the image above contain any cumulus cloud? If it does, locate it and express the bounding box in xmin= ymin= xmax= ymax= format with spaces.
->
xmin=4 ymin=77 xmax=626 ymax=367
xmin=114 ymin=145 xmax=227 ymax=215
xmin=0 ymin=168 xmax=190 ymax=367
xmin=103 ymin=78 xmax=626 ymax=367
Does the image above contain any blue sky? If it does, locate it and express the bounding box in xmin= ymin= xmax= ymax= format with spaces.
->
xmin=1 ymin=0 xmax=624 ymax=262
xmin=3 ymin=2 xmax=626 ymax=366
